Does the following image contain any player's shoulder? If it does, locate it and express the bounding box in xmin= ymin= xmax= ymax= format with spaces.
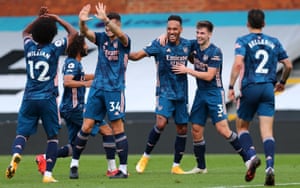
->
xmin=65 ymin=58 xmax=80 ymax=67
xmin=261 ymin=33 xmax=280 ymax=43
xmin=180 ymin=37 xmax=192 ymax=45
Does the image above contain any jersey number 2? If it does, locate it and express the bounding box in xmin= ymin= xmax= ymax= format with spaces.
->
xmin=255 ymin=49 xmax=269 ymax=74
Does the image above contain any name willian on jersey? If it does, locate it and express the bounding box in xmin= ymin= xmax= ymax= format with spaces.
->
xmin=27 ymin=50 xmax=51 ymax=59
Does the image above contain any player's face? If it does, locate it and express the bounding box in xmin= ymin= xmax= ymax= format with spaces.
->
xmin=196 ymin=27 xmax=211 ymax=46
xmin=105 ymin=19 xmax=120 ymax=38
xmin=167 ymin=20 xmax=182 ymax=44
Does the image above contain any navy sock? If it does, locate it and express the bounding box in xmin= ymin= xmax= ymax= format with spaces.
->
xmin=11 ymin=135 xmax=27 ymax=154
xmin=115 ymin=132 xmax=128 ymax=165
xmin=263 ymin=138 xmax=275 ymax=169
xmin=174 ymin=134 xmax=187 ymax=164
xmin=57 ymin=144 xmax=72 ymax=158
xmin=72 ymin=130 xmax=89 ymax=160
xmin=194 ymin=140 xmax=206 ymax=169
xmin=45 ymin=139 xmax=58 ymax=172
xmin=228 ymin=132 xmax=249 ymax=162
xmin=239 ymin=131 xmax=256 ymax=158
xmin=102 ymin=135 xmax=116 ymax=160
xmin=145 ymin=125 xmax=162 ymax=154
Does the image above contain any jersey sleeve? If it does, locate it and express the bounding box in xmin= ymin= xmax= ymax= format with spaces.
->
xmin=63 ymin=60 xmax=78 ymax=77
xmin=276 ymin=39 xmax=289 ymax=61
xmin=143 ymin=39 xmax=160 ymax=56
xmin=53 ymin=37 xmax=68 ymax=57
xmin=209 ymin=47 xmax=223 ymax=68
xmin=234 ymin=37 xmax=246 ymax=56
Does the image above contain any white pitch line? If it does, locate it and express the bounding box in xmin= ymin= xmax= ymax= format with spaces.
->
xmin=208 ymin=182 xmax=300 ymax=188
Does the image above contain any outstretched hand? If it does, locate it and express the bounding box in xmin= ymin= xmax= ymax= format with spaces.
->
xmin=94 ymin=2 xmax=107 ymax=21
xmin=79 ymin=4 xmax=93 ymax=22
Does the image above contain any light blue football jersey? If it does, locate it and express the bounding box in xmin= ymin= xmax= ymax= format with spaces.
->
xmin=144 ymin=38 xmax=192 ymax=101
xmin=23 ymin=37 xmax=67 ymax=99
xmin=234 ymin=33 xmax=288 ymax=88
xmin=60 ymin=57 xmax=85 ymax=112
xmin=92 ymin=32 xmax=131 ymax=91
xmin=191 ymin=40 xmax=223 ymax=89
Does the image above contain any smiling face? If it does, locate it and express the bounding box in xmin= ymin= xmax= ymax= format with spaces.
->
xmin=196 ymin=27 xmax=211 ymax=48
xmin=167 ymin=20 xmax=182 ymax=44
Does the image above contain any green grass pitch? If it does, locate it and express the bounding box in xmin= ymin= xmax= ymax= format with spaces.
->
xmin=1 ymin=154 xmax=299 ymax=188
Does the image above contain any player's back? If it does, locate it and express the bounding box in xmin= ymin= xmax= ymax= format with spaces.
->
xmin=236 ymin=33 xmax=288 ymax=87
xmin=23 ymin=37 xmax=66 ymax=100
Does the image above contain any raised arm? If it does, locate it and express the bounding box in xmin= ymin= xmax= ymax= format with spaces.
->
xmin=46 ymin=13 xmax=78 ymax=46
xmin=22 ymin=6 xmax=49 ymax=38
xmin=95 ymin=2 xmax=129 ymax=46
xmin=78 ymin=4 xmax=96 ymax=43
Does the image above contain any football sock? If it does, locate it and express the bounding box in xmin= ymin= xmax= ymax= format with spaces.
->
xmin=238 ymin=131 xmax=257 ymax=158
xmin=72 ymin=130 xmax=89 ymax=160
xmin=115 ymin=132 xmax=128 ymax=165
xmin=45 ymin=139 xmax=58 ymax=172
xmin=228 ymin=131 xmax=249 ymax=162
xmin=145 ymin=125 xmax=162 ymax=155
xmin=263 ymin=137 xmax=275 ymax=169
xmin=193 ymin=140 xmax=206 ymax=169
xmin=102 ymin=135 xmax=116 ymax=160
xmin=57 ymin=144 xmax=72 ymax=158
xmin=11 ymin=135 xmax=27 ymax=154
xmin=174 ymin=134 xmax=187 ymax=164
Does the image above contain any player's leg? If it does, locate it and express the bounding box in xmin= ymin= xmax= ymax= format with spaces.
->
xmin=259 ymin=116 xmax=275 ymax=186
xmin=185 ymin=90 xmax=208 ymax=174
xmin=185 ymin=123 xmax=208 ymax=174
xmin=104 ymin=90 xmax=128 ymax=179
xmin=6 ymin=100 xmax=37 ymax=179
xmin=215 ymin=119 xmax=249 ymax=163
xmin=237 ymin=85 xmax=265 ymax=182
xmin=257 ymin=83 xmax=276 ymax=186
xmin=171 ymin=100 xmax=189 ymax=174
xmin=136 ymin=96 xmax=170 ymax=173
xmin=98 ymin=122 xmax=118 ymax=177
xmin=109 ymin=119 xmax=128 ymax=178
xmin=41 ymin=97 xmax=61 ymax=183
xmin=69 ymin=118 xmax=95 ymax=179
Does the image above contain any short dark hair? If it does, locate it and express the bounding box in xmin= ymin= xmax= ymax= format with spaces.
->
xmin=31 ymin=17 xmax=57 ymax=44
xmin=167 ymin=15 xmax=182 ymax=25
xmin=196 ymin=20 xmax=214 ymax=32
xmin=107 ymin=12 xmax=121 ymax=21
xmin=67 ymin=34 xmax=85 ymax=58
xmin=248 ymin=9 xmax=265 ymax=29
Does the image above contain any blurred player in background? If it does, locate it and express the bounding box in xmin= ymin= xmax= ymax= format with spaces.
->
xmin=129 ymin=15 xmax=191 ymax=175
xmin=70 ymin=2 xmax=130 ymax=179
xmin=35 ymin=34 xmax=118 ymax=179
xmin=172 ymin=20 xmax=249 ymax=174
xmin=228 ymin=9 xmax=293 ymax=186
xmin=5 ymin=7 xmax=77 ymax=183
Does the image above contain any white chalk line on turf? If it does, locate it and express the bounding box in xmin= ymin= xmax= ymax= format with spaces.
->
xmin=208 ymin=182 xmax=300 ymax=188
